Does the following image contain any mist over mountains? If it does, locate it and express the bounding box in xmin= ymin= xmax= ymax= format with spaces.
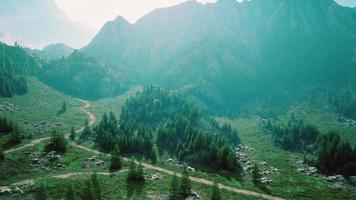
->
xmin=0 ymin=0 xmax=95 ymax=49
xmin=81 ymin=0 xmax=356 ymax=110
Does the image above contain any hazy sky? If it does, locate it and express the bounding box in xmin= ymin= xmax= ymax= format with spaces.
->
xmin=55 ymin=0 xmax=355 ymax=30
xmin=54 ymin=0 xmax=221 ymax=29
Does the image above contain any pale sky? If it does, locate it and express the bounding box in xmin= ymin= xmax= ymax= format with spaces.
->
xmin=54 ymin=0 xmax=354 ymax=30
xmin=54 ymin=0 xmax=218 ymax=29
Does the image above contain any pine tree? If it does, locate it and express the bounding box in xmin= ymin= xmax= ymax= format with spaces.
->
xmin=45 ymin=130 xmax=67 ymax=154
xmin=169 ymin=173 xmax=180 ymax=200
xmin=70 ymin=126 xmax=76 ymax=141
xmin=35 ymin=184 xmax=47 ymax=200
xmin=110 ymin=145 xmax=122 ymax=172
xmin=252 ymin=163 xmax=261 ymax=186
xmin=180 ymin=165 xmax=191 ymax=200
xmin=136 ymin=162 xmax=145 ymax=181
xmin=210 ymin=181 xmax=221 ymax=200
xmin=128 ymin=159 xmax=136 ymax=181
xmin=0 ymin=150 xmax=4 ymax=163
xmin=82 ymin=179 xmax=93 ymax=200
xmin=66 ymin=184 xmax=75 ymax=200
xmin=91 ymin=173 xmax=101 ymax=200
xmin=9 ymin=125 xmax=21 ymax=145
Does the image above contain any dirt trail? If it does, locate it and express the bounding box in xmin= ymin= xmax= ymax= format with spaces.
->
xmin=4 ymin=99 xmax=96 ymax=154
xmin=3 ymin=99 xmax=284 ymax=200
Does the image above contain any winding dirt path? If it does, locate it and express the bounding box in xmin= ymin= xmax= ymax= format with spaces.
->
xmin=4 ymin=99 xmax=96 ymax=154
xmin=3 ymin=99 xmax=284 ymax=200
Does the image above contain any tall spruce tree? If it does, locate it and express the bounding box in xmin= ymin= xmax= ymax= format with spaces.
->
xmin=70 ymin=126 xmax=75 ymax=141
xmin=252 ymin=163 xmax=261 ymax=186
xmin=210 ymin=181 xmax=221 ymax=200
xmin=91 ymin=173 xmax=101 ymax=200
xmin=82 ymin=179 xmax=93 ymax=200
xmin=110 ymin=145 xmax=122 ymax=172
xmin=66 ymin=184 xmax=75 ymax=200
xmin=35 ymin=184 xmax=47 ymax=200
xmin=169 ymin=173 xmax=180 ymax=200
xmin=180 ymin=165 xmax=191 ymax=199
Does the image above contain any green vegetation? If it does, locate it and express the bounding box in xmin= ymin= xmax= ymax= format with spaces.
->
xmin=316 ymin=132 xmax=356 ymax=176
xmin=210 ymin=181 xmax=221 ymax=200
xmin=0 ymin=43 xmax=39 ymax=97
xmin=120 ymin=86 xmax=242 ymax=177
xmin=169 ymin=174 xmax=180 ymax=200
xmin=179 ymin=165 xmax=192 ymax=200
xmin=69 ymin=126 xmax=75 ymax=141
xmin=110 ymin=145 xmax=122 ymax=172
xmin=44 ymin=130 xmax=67 ymax=154
xmin=39 ymin=50 xmax=128 ymax=100
xmin=127 ymin=160 xmax=144 ymax=181
xmin=35 ymin=184 xmax=47 ymax=200
xmin=262 ymin=114 xmax=320 ymax=152
xmin=0 ymin=116 xmax=23 ymax=149
xmin=252 ymin=163 xmax=261 ymax=186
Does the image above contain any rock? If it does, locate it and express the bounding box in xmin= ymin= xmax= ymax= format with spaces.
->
xmin=0 ymin=187 xmax=12 ymax=195
xmin=188 ymin=166 xmax=195 ymax=172
xmin=12 ymin=187 xmax=24 ymax=194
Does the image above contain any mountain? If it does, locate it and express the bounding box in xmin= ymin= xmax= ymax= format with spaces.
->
xmin=25 ymin=43 xmax=75 ymax=60
xmin=82 ymin=0 xmax=356 ymax=111
xmin=38 ymin=50 xmax=130 ymax=100
xmin=0 ymin=43 xmax=41 ymax=97
xmin=0 ymin=0 xmax=95 ymax=49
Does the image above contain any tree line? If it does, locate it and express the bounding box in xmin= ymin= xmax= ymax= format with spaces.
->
xmin=0 ymin=116 xmax=22 ymax=149
xmin=89 ymin=86 xmax=242 ymax=177
xmin=0 ymin=43 xmax=39 ymax=97
xmin=262 ymin=114 xmax=356 ymax=176
xmin=262 ymin=114 xmax=320 ymax=153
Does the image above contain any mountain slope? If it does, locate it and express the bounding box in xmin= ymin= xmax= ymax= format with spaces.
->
xmin=0 ymin=43 xmax=40 ymax=97
xmin=0 ymin=0 xmax=95 ymax=49
xmin=82 ymin=0 xmax=356 ymax=110
xmin=38 ymin=50 xmax=130 ymax=100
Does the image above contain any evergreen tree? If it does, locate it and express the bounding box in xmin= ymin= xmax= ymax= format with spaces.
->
xmin=210 ymin=181 xmax=221 ymax=200
xmin=66 ymin=184 xmax=75 ymax=200
xmin=128 ymin=159 xmax=136 ymax=181
xmin=0 ymin=150 xmax=4 ymax=163
xmin=44 ymin=130 xmax=67 ymax=154
xmin=169 ymin=173 xmax=180 ymax=200
xmin=9 ymin=125 xmax=21 ymax=145
xmin=252 ymin=163 xmax=261 ymax=186
xmin=80 ymin=120 xmax=91 ymax=141
xmin=180 ymin=165 xmax=191 ymax=200
xmin=110 ymin=145 xmax=122 ymax=172
xmin=35 ymin=184 xmax=47 ymax=200
xmin=136 ymin=162 xmax=145 ymax=181
xmin=82 ymin=179 xmax=93 ymax=200
xmin=70 ymin=126 xmax=76 ymax=141
xmin=91 ymin=173 xmax=101 ymax=200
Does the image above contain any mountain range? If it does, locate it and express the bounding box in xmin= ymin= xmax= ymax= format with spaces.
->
xmin=81 ymin=0 xmax=356 ymax=110
xmin=0 ymin=0 xmax=95 ymax=49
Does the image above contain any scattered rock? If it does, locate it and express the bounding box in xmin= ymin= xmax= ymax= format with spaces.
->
xmin=84 ymin=156 xmax=105 ymax=167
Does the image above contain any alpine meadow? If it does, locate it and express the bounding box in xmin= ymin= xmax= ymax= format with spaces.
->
xmin=1 ymin=0 xmax=356 ymax=199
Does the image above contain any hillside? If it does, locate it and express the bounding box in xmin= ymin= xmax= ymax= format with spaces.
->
xmin=25 ymin=43 xmax=74 ymax=61
xmin=82 ymin=0 xmax=356 ymax=111
xmin=0 ymin=43 xmax=40 ymax=97
xmin=38 ymin=50 xmax=130 ymax=100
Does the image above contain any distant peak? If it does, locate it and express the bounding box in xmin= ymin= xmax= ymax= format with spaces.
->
xmin=114 ymin=16 xmax=130 ymax=24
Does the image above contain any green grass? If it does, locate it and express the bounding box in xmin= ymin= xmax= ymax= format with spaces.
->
xmin=218 ymin=116 xmax=356 ymax=200
xmin=0 ymin=77 xmax=87 ymax=142
xmin=1 ymin=167 xmax=261 ymax=200
xmin=0 ymin=141 xmax=110 ymax=186
xmin=89 ymin=86 xmax=142 ymax=122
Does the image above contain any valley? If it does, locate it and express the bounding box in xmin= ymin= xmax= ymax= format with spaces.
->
xmin=1 ymin=0 xmax=356 ymax=199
